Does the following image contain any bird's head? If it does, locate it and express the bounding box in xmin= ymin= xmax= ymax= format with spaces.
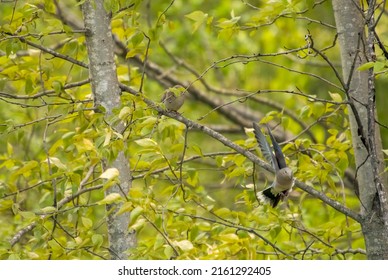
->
xmin=276 ymin=167 xmax=294 ymax=186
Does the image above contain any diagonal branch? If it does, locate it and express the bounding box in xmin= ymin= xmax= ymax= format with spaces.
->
xmin=120 ymin=83 xmax=363 ymax=224
xmin=15 ymin=36 xmax=88 ymax=69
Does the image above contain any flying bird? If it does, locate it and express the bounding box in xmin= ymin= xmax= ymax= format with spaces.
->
xmin=253 ymin=122 xmax=294 ymax=207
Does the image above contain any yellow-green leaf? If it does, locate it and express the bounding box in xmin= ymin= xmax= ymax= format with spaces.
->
xmin=40 ymin=206 xmax=56 ymax=214
xmin=92 ymin=234 xmax=103 ymax=247
xmin=119 ymin=106 xmax=132 ymax=120
xmin=116 ymin=201 xmax=133 ymax=216
xmin=134 ymin=138 xmax=158 ymax=148
xmin=51 ymin=80 xmax=63 ymax=94
xmin=374 ymin=61 xmax=385 ymax=72
xmin=229 ymin=166 xmax=245 ymax=178
xmin=45 ymin=157 xmax=67 ymax=170
xmin=7 ymin=142 xmax=13 ymax=155
xmin=14 ymin=161 xmax=38 ymax=176
xmin=129 ymin=206 xmax=144 ymax=226
xmin=185 ymin=11 xmax=208 ymax=32
xmin=357 ymin=61 xmax=374 ymax=71
xmin=99 ymin=168 xmax=119 ymax=180
xmin=97 ymin=193 xmax=122 ymax=205
xmin=103 ymin=129 xmax=112 ymax=147
xmin=26 ymin=252 xmax=39 ymax=259
xmin=74 ymin=236 xmax=83 ymax=245
xmin=174 ymin=240 xmax=194 ymax=251
xmin=329 ymin=92 xmax=343 ymax=102
xmin=218 ymin=233 xmax=239 ymax=243
xmin=81 ymin=217 xmax=93 ymax=229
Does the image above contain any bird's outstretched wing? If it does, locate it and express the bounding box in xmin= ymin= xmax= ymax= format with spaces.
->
xmin=265 ymin=124 xmax=287 ymax=169
xmin=253 ymin=122 xmax=293 ymax=208
xmin=253 ymin=122 xmax=277 ymax=171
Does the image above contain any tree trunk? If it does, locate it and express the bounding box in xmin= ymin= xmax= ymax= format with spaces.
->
xmin=332 ymin=0 xmax=388 ymax=259
xmin=82 ymin=0 xmax=136 ymax=259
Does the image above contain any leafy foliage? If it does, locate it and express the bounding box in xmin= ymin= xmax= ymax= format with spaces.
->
xmin=1 ymin=0 xmax=387 ymax=260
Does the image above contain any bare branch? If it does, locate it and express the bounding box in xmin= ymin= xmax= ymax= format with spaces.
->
xmin=0 ymin=79 xmax=90 ymax=100
xmin=15 ymin=36 xmax=88 ymax=68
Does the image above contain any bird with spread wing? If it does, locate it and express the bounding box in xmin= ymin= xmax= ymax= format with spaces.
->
xmin=253 ymin=122 xmax=294 ymax=207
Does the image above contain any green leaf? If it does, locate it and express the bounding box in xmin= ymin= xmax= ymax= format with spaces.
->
xmin=374 ymin=61 xmax=386 ymax=72
xmin=191 ymin=145 xmax=204 ymax=157
xmin=0 ymin=200 xmax=14 ymax=211
xmin=97 ymin=193 xmax=122 ymax=205
xmin=214 ymin=208 xmax=231 ymax=217
xmin=131 ymin=32 xmax=144 ymax=47
xmin=14 ymin=161 xmax=38 ymax=176
xmin=119 ymin=106 xmax=132 ymax=120
xmin=25 ymin=77 xmax=33 ymax=95
xmin=40 ymin=206 xmax=56 ymax=214
xmin=75 ymin=0 xmax=86 ymax=6
xmin=164 ymin=246 xmax=175 ymax=259
xmin=233 ymin=155 xmax=246 ymax=167
xmin=116 ymin=201 xmax=133 ymax=216
xmin=187 ymin=170 xmax=199 ymax=186
xmin=74 ymin=236 xmax=83 ymax=246
xmin=312 ymin=102 xmax=325 ymax=117
xmin=270 ymin=226 xmax=282 ymax=239
xmin=81 ymin=217 xmax=93 ymax=229
xmin=218 ymin=233 xmax=239 ymax=243
xmin=103 ymin=130 xmax=112 ymax=147
xmin=185 ymin=11 xmax=208 ymax=32
xmin=19 ymin=211 xmax=36 ymax=220
xmin=134 ymin=138 xmax=158 ymax=148
xmin=129 ymin=217 xmax=146 ymax=232
xmin=99 ymin=168 xmax=119 ymax=180
xmin=92 ymin=234 xmax=103 ymax=247
xmin=44 ymin=157 xmax=67 ymax=170
xmin=7 ymin=142 xmax=13 ymax=155
xmin=75 ymin=138 xmax=95 ymax=152
xmin=357 ymin=61 xmax=374 ymax=71
xmin=8 ymin=254 xmax=21 ymax=260
xmin=103 ymin=0 xmax=119 ymax=13
xmin=299 ymin=105 xmax=311 ymax=118
xmin=153 ymin=234 xmax=165 ymax=250
xmin=228 ymin=166 xmax=246 ymax=178
xmin=329 ymin=92 xmax=343 ymax=102
xmin=173 ymin=240 xmax=194 ymax=251
xmin=51 ymin=80 xmax=63 ymax=94
xmin=129 ymin=206 xmax=144 ymax=226
xmin=216 ymin=16 xmax=240 ymax=29
xmin=26 ymin=252 xmax=39 ymax=259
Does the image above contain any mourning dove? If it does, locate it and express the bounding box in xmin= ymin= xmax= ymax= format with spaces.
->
xmin=253 ymin=122 xmax=294 ymax=207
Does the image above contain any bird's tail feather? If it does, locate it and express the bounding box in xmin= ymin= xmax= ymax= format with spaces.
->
xmin=257 ymin=188 xmax=281 ymax=208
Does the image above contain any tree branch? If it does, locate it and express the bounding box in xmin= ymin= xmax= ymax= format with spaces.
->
xmin=10 ymin=185 xmax=103 ymax=247
xmin=120 ymin=83 xmax=363 ymax=224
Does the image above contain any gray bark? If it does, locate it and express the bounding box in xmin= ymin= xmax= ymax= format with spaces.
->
xmin=82 ymin=0 xmax=136 ymax=259
xmin=332 ymin=0 xmax=388 ymax=259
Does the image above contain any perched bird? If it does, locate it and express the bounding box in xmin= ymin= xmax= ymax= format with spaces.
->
xmin=253 ymin=122 xmax=294 ymax=208
xmin=161 ymin=85 xmax=186 ymax=112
